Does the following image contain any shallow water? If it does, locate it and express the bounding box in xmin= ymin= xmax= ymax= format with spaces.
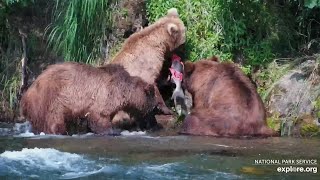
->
xmin=0 ymin=122 xmax=319 ymax=179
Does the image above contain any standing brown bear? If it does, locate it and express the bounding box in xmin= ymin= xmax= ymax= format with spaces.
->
xmin=180 ymin=58 xmax=276 ymax=137
xmin=20 ymin=62 xmax=157 ymax=135
xmin=110 ymin=8 xmax=186 ymax=115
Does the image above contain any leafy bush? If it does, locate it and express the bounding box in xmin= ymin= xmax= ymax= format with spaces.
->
xmin=0 ymin=0 xmax=34 ymax=50
xmin=147 ymin=0 xmax=226 ymax=61
xmin=147 ymin=0 xmax=275 ymax=67
xmin=147 ymin=0 xmax=320 ymax=68
xmin=305 ymin=0 xmax=320 ymax=8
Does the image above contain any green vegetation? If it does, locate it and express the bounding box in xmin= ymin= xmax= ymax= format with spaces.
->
xmin=0 ymin=51 xmax=21 ymax=114
xmin=1 ymin=0 xmax=320 ymax=130
xmin=313 ymin=97 xmax=320 ymax=118
xmin=0 ymin=0 xmax=33 ymax=112
xmin=46 ymin=0 xmax=114 ymax=64
xmin=266 ymin=113 xmax=281 ymax=133
xmin=147 ymin=0 xmax=320 ymax=70
xmin=300 ymin=123 xmax=320 ymax=137
xmin=147 ymin=0 xmax=274 ymax=66
xmin=254 ymin=60 xmax=291 ymax=102
xmin=0 ymin=0 xmax=115 ymax=115
xmin=146 ymin=0 xmax=320 ymax=136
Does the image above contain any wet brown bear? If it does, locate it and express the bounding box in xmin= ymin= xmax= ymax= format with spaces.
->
xmin=20 ymin=62 xmax=156 ymax=135
xmin=180 ymin=58 xmax=276 ymax=137
xmin=110 ymin=8 xmax=186 ymax=115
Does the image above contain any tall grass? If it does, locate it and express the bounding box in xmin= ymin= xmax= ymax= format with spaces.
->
xmin=46 ymin=0 xmax=114 ymax=64
xmin=1 ymin=75 xmax=20 ymax=109
xmin=0 ymin=51 xmax=22 ymax=111
xmin=0 ymin=0 xmax=34 ymax=116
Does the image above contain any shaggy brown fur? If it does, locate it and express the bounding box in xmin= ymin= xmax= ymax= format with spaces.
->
xmin=180 ymin=58 xmax=276 ymax=137
xmin=20 ymin=62 xmax=157 ymax=135
xmin=110 ymin=8 xmax=186 ymax=114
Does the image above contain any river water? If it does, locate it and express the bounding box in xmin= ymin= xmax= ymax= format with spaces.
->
xmin=0 ymin=122 xmax=319 ymax=179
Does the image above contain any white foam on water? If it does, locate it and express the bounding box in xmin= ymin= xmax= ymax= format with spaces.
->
xmin=13 ymin=121 xmax=32 ymax=133
xmin=10 ymin=121 xmax=38 ymax=137
xmin=120 ymin=130 xmax=146 ymax=136
xmin=60 ymin=165 xmax=122 ymax=179
xmin=60 ymin=168 xmax=102 ymax=179
xmin=127 ymin=163 xmax=178 ymax=174
xmin=0 ymin=148 xmax=104 ymax=179
xmin=16 ymin=131 xmax=35 ymax=137
xmin=30 ymin=134 xmax=72 ymax=139
xmin=11 ymin=122 xmax=68 ymax=138
xmin=145 ymin=162 xmax=180 ymax=172
xmin=29 ymin=174 xmax=40 ymax=178
xmin=28 ymin=132 xmax=95 ymax=139
xmin=0 ymin=148 xmax=87 ymax=170
xmin=0 ymin=148 xmax=243 ymax=179
xmin=71 ymin=132 xmax=94 ymax=138
xmin=9 ymin=121 xmax=149 ymax=138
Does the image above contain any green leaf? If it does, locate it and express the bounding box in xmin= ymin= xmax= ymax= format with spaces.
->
xmin=305 ymin=0 xmax=320 ymax=8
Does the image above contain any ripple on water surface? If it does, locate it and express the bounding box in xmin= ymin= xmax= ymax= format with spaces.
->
xmin=0 ymin=147 xmax=243 ymax=179
xmin=0 ymin=122 xmax=319 ymax=180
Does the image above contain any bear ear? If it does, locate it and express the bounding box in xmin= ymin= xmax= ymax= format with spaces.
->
xmin=167 ymin=23 xmax=179 ymax=37
xmin=144 ymin=84 xmax=155 ymax=96
xmin=184 ymin=61 xmax=195 ymax=76
xmin=210 ymin=56 xmax=220 ymax=62
xmin=167 ymin=8 xmax=179 ymax=18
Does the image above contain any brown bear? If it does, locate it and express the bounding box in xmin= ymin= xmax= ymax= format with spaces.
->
xmin=180 ymin=57 xmax=276 ymax=137
xmin=110 ymin=8 xmax=186 ymax=115
xmin=20 ymin=62 xmax=157 ymax=135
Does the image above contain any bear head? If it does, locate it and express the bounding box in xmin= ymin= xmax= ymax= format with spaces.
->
xmin=159 ymin=8 xmax=186 ymax=51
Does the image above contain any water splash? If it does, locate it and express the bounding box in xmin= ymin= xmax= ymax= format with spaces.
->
xmin=12 ymin=121 xmax=32 ymax=134
xmin=0 ymin=147 xmax=243 ymax=179
xmin=120 ymin=130 xmax=146 ymax=136
xmin=0 ymin=121 xmax=35 ymax=137
xmin=0 ymin=121 xmax=149 ymax=137
xmin=0 ymin=148 xmax=104 ymax=179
